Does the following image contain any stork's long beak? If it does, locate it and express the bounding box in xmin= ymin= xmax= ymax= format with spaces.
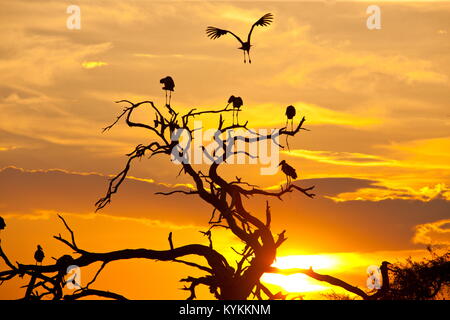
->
xmin=278 ymin=162 xmax=282 ymax=166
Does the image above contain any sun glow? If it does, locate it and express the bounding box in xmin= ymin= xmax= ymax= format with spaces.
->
xmin=272 ymin=255 xmax=338 ymax=270
xmin=261 ymin=255 xmax=339 ymax=293
xmin=261 ymin=273 xmax=328 ymax=293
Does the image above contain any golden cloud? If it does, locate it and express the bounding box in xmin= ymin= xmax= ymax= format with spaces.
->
xmin=327 ymin=183 xmax=450 ymax=202
xmin=81 ymin=61 xmax=108 ymax=69
xmin=283 ymin=149 xmax=393 ymax=167
xmin=413 ymin=219 xmax=450 ymax=246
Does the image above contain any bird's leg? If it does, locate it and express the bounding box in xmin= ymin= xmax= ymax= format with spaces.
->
xmin=232 ymin=110 xmax=235 ymax=126
xmin=165 ymin=91 xmax=168 ymax=106
xmin=243 ymin=51 xmax=246 ymax=64
xmin=236 ymin=110 xmax=239 ymax=125
xmin=285 ymin=118 xmax=288 ymax=130
xmin=248 ymin=50 xmax=252 ymax=64
xmin=291 ymin=119 xmax=294 ymax=132
xmin=169 ymin=91 xmax=172 ymax=106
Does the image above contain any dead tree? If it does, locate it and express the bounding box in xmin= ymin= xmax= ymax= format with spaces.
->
xmin=0 ymin=98 xmax=391 ymax=300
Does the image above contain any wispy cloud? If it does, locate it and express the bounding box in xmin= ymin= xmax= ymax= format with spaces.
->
xmin=246 ymin=101 xmax=381 ymax=128
xmin=327 ymin=183 xmax=450 ymax=202
xmin=413 ymin=219 xmax=450 ymax=246
xmin=2 ymin=209 xmax=201 ymax=231
xmin=0 ymin=146 xmax=18 ymax=151
xmin=284 ymin=146 xmax=450 ymax=171
xmin=133 ymin=53 xmax=214 ymax=61
xmin=82 ymin=61 xmax=108 ymax=69
xmin=284 ymin=149 xmax=393 ymax=167
xmin=0 ymin=165 xmax=194 ymax=190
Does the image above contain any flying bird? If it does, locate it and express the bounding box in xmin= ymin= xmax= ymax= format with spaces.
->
xmin=0 ymin=216 xmax=5 ymax=230
xmin=206 ymin=13 xmax=274 ymax=63
xmin=34 ymin=245 xmax=45 ymax=265
xmin=160 ymin=76 xmax=175 ymax=106
xmin=285 ymin=105 xmax=296 ymax=131
xmin=279 ymin=160 xmax=297 ymax=188
xmin=227 ymin=95 xmax=243 ymax=125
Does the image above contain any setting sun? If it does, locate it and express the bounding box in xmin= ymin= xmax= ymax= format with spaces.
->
xmin=261 ymin=255 xmax=338 ymax=293
xmin=272 ymin=255 xmax=338 ymax=270
xmin=262 ymin=273 xmax=328 ymax=293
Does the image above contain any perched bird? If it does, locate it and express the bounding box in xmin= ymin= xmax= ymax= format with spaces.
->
xmin=0 ymin=216 xmax=5 ymax=230
xmin=206 ymin=13 xmax=274 ymax=63
xmin=34 ymin=245 xmax=45 ymax=265
xmin=227 ymin=95 xmax=243 ymax=125
xmin=285 ymin=105 xmax=296 ymax=132
xmin=279 ymin=160 xmax=297 ymax=188
xmin=160 ymin=76 xmax=175 ymax=106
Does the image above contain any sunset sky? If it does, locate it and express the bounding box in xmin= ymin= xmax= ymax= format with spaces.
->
xmin=0 ymin=0 xmax=449 ymax=299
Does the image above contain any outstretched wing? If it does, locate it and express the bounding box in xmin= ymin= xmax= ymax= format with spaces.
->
xmin=247 ymin=13 xmax=273 ymax=43
xmin=206 ymin=26 xmax=228 ymax=39
xmin=206 ymin=26 xmax=244 ymax=45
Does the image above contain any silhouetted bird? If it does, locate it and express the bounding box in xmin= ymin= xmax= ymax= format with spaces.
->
xmin=160 ymin=76 xmax=175 ymax=106
xmin=0 ymin=216 xmax=5 ymax=230
xmin=206 ymin=13 xmax=274 ymax=63
xmin=227 ymin=95 xmax=243 ymax=125
xmin=285 ymin=105 xmax=296 ymax=131
xmin=34 ymin=245 xmax=45 ymax=265
xmin=279 ymin=160 xmax=297 ymax=188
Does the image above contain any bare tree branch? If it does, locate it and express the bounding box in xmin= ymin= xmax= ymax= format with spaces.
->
xmin=268 ymin=267 xmax=371 ymax=299
xmin=2 ymin=96 xmax=387 ymax=301
xmin=64 ymin=289 xmax=127 ymax=301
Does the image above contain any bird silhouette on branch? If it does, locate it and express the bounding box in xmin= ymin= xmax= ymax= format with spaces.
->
xmin=0 ymin=78 xmax=428 ymax=300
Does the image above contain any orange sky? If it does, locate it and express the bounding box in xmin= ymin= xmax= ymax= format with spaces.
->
xmin=0 ymin=0 xmax=449 ymax=299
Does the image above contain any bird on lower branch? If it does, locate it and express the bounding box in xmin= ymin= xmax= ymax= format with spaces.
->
xmin=279 ymin=160 xmax=297 ymax=189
